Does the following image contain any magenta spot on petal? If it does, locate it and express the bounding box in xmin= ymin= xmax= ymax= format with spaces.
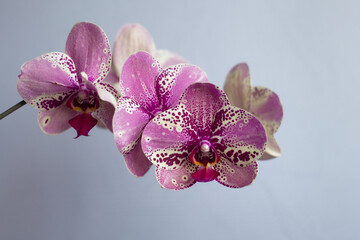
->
xmin=68 ymin=113 xmax=98 ymax=138
xmin=239 ymin=151 xmax=251 ymax=162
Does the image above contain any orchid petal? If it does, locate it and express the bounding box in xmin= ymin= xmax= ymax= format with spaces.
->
xmin=120 ymin=51 xmax=161 ymax=110
xmin=123 ymin=143 xmax=153 ymax=177
xmin=94 ymin=72 xmax=121 ymax=108
xmin=249 ymin=86 xmax=283 ymax=135
xmin=155 ymin=162 xmax=196 ymax=190
xmin=113 ymin=24 xmax=156 ymax=76
xmin=92 ymin=100 xmax=115 ymax=132
xmin=155 ymin=49 xmax=188 ymax=68
xmin=211 ymin=105 xmax=267 ymax=166
xmin=178 ymin=83 xmax=229 ymax=138
xmin=141 ymin=106 xmax=198 ymax=170
xmin=260 ymin=134 xmax=281 ymax=160
xmin=65 ymin=22 xmax=111 ymax=84
xmin=155 ymin=64 xmax=208 ymax=110
xmin=223 ymin=63 xmax=251 ymax=110
xmin=17 ymin=52 xmax=78 ymax=111
xmin=215 ymin=158 xmax=258 ymax=188
xmin=37 ymin=102 xmax=77 ymax=134
xmin=113 ymin=97 xmax=152 ymax=154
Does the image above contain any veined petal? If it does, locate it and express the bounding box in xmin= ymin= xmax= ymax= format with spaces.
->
xmin=155 ymin=162 xmax=197 ymax=190
xmin=65 ymin=22 xmax=111 ymax=84
xmin=155 ymin=49 xmax=188 ymax=68
xmin=178 ymin=83 xmax=229 ymax=138
xmin=260 ymin=134 xmax=281 ymax=160
xmin=141 ymin=106 xmax=198 ymax=170
xmin=113 ymin=97 xmax=152 ymax=154
xmin=113 ymin=24 xmax=156 ymax=76
xmin=249 ymin=86 xmax=283 ymax=135
xmin=211 ymin=105 xmax=267 ymax=166
xmin=37 ymin=102 xmax=77 ymax=134
xmin=17 ymin=52 xmax=78 ymax=111
xmin=155 ymin=64 xmax=208 ymax=110
xmin=223 ymin=63 xmax=252 ymax=110
xmin=123 ymin=143 xmax=153 ymax=177
xmin=215 ymin=157 xmax=258 ymax=188
xmin=92 ymin=100 xmax=115 ymax=132
xmin=120 ymin=51 xmax=161 ymax=110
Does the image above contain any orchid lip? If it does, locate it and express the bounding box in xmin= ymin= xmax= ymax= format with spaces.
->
xmin=189 ymin=141 xmax=220 ymax=183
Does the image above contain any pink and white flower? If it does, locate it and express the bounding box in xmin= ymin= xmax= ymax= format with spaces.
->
xmin=113 ymin=51 xmax=207 ymax=177
xmin=104 ymin=23 xmax=188 ymax=102
xmin=141 ymin=82 xmax=267 ymax=190
xmin=17 ymin=22 xmax=116 ymax=138
xmin=224 ymin=63 xmax=283 ymax=159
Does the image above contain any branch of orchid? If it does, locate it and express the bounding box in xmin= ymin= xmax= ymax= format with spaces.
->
xmin=0 ymin=100 xmax=26 ymax=120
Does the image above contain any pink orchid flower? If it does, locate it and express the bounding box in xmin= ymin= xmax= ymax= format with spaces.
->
xmin=103 ymin=23 xmax=188 ymax=103
xmin=17 ymin=22 xmax=116 ymax=138
xmin=113 ymin=51 xmax=208 ymax=177
xmin=141 ymin=82 xmax=267 ymax=190
xmin=224 ymin=63 xmax=283 ymax=159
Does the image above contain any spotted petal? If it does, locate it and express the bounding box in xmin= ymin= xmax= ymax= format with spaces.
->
xmin=123 ymin=143 xmax=153 ymax=177
xmin=249 ymin=86 xmax=283 ymax=135
xmin=94 ymin=76 xmax=120 ymax=108
xmin=215 ymin=157 xmax=258 ymax=188
xmin=141 ymin=106 xmax=198 ymax=170
xmin=113 ymin=97 xmax=152 ymax=154
xmin=249 ymin=86 xmax=283 ymax=159
xmin=155 ymin=49 xmax=188 ymax=68
xmin=17 ymin=52 xmax=78 ymax=111
xmin=155 ymin=162 xmax=196 ymax=190
xmin=65 ymin=22 xmax=111 ymax=84
xmin=178 ymin=83 xmax=229 ymax=138
xmin=92 ymin=100 xmax=115 ymax=132
xmin=37 ymin=102 xmax=77 ymax=134
xmin=223 ymin=63 xmax=251 ymax=110
xmin=120 ymin=51 xmax=161 ymax=110
xmin=211 ymin=105 xmax=267 ymax=166
xmin=112 ymin=24 xmax=156 ymax=76
xmin=155 ymin=64 xmax=208 ymax=110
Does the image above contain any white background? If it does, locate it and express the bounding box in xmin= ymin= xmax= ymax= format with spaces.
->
xmin=1 ymin=0 xmax=359 ymax=239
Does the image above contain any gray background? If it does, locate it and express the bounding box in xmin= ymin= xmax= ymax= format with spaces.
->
xmin=1 ymin=0 xmax=359 ymax=239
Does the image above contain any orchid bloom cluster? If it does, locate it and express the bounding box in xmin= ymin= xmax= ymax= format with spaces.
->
xmin=15 ymin=22 xmax=283 ymax=190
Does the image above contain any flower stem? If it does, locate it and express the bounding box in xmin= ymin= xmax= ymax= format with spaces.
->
xmin=0 ymin=100 xmax=26 ymax=120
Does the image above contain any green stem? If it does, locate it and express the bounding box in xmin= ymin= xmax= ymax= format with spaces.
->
xmin=0 ymin=100 xmax=26 ymax=120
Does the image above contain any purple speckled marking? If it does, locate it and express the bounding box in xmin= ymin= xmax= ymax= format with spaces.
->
xmin=142 ymin=82 xmax=267 ymax=189
xmin=155 ymin=64 xmax=208 ymax=111
xmin=114 ymin=51 xmax=208 ymax=176
xmin=141 ymin=105 xmax=198 ymax=170
xmin=17 ymin=22 xmax=116 ymax=137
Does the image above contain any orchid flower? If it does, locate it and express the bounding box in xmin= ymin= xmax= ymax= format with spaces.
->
xmin=141 ymin=82 xmax=267 ymax=190
xmin=17 ymin=22 xmax=116 ymax=138
xmin=223 ymin=63 xmax=283 ymax=159
xmin=104 ymin=23 xmax=188 ymax=100
xmin=113 ymin=51 xmax=208 ymax=177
